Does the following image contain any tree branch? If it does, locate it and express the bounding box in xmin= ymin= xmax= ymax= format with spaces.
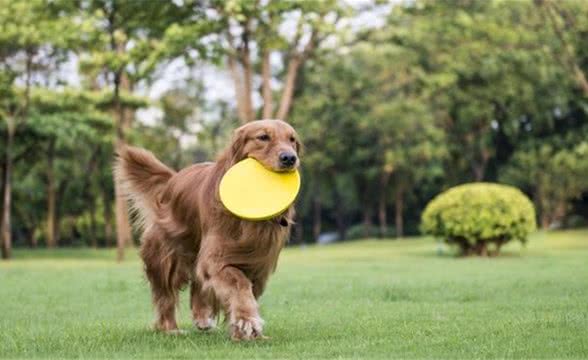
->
xmin=14 ymin=49 xmax=34 ymax=132
xmin=227 ymin=30 xmax=248 ymax=123
xmin=539 ymin=0 xmax=588 ymax=96
xmin=261 ymin=49 xmax=273 ymax=119
xmin=275 ymin=27 xmax=320 ymax=121
xmin=275 ymin=54 xmax=302 ymax=121
xmin=239 ymin=18 xmax=254 ymax=122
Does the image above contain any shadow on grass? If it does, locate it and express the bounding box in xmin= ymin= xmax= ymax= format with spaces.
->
xmin=107 ymin=326 xmax=280 ymax=350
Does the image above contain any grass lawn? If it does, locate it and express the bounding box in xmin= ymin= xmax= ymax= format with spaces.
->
xmin=1 ymin=230 xmax=587 ymax=359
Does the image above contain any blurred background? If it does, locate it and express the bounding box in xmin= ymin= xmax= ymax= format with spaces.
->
xmin=1 ymin=0 xmax=588 ymax=261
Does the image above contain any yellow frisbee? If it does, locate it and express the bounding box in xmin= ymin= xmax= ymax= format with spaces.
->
xmin=219 ymin=158 xmax=301 ymax=221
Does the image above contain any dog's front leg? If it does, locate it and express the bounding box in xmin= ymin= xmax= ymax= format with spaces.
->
xmin=198 ymin=262 xmax=263 ymax=341
xmin=190 ymin=280 xmax=216 ymax=330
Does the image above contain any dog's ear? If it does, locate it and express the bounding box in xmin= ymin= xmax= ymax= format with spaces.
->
xmin=295 ymin=137 xmax=304 ymax=157
xmin=229 ymin=127 xmax=247 ymax=163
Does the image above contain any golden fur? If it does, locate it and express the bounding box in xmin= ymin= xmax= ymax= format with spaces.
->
xmin=114 ymin=120 xmax=301 ymax=340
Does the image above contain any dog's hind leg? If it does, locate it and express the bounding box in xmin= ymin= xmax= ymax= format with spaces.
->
xmin=190 ymin=280 xmax=217 ymax=330
xmin=140 ymin=230 xmax=185 ymax=333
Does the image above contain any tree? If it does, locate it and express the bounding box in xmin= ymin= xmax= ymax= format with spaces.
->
xmin=76 ymin=0 xmax=196 ymax=260
xmin=357 ymin=42 xmax=446 ymax=238
xmin=0 ymin=0 xmax=74 ymax=259
xmin=501 ymin=134 xmax=588 ymax=228
xmin=289 ymin=30 xmax=448 ymax=240
xmin=369 ymin=101 xmax=446 ymax=238
xmin=290 ymin=53 xmax=369 ymax=241
xmin=178 ymin=0 xmax=347 ymax=123
xmin=386 ymin=0 xmax=570 ymax=183
xmin=535 ymin=0 xmax=588 ymax=97
xmin=26 ymin=89 xmax=112 ymax=247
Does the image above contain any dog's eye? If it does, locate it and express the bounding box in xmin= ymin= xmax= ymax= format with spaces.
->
xmin=257 ymin=134 xmax=270 ymax=141
xmin=290 ymin=136 xmax=296 ymax=143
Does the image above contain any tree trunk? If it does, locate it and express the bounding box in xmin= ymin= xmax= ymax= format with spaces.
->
xmin=111 ymin=69 xmax=133 ymax=260
xmin=472 ymin=165 xmax=484 ymax=182
xmin=472 ymin=147 xmax=490 ymax=181
xmin=394 ymin=186 xmax=404 ymax=238
xmin=103 ymin=190 xmax=113 ymax=247
xmin=475 ymin=242 xmax=488 ymax=257
xmin=108 ymin=16 xmax=133 ymax=260
xmin=1 ymin=53 xmax=32 ymax=259
xmin=90 ymin=202 xmax=97 ymax=248
xmin=378 ymin=200 xmax=387 ymax=238
xmin=226 ymin=25 xmax=254 ymax=124
xmin=331 ymin=177 xmax=347 ymax=241
xmin=29 ymin=227 xmax=37 ymax=248
xmin=121 ymin=78 xmax=135 ymax=135
xmin=261 ymin=50 xmax=273 ymax=119
xmin=1 ymin=124 xmax=14 ymax=259
xmin=534 ymin=184 xmax=551 ymax=229
xmin=46 ymin=178 xmax=56 ymax=247
xmin=378 ymin=170 xmax=392 ymax=238
xmin=114 ymin=143 xmax=132 ymax=261
xmin=472 ymin=158 xmax=487 ymax=181
xmin=276 ymin=27 xmax=319 ymax=121
xmin=553 ymin=200 xmax=567 ymax=226
xmin=276 ymin=55 xmax=302 ymax=121
xmin=541 ymin=213 xmax=551 ymax=229
xmin=52 ymin=178 xmax=71 ymax=247
xmin=113 ymin=130 xmax=132 ymax=258
xmin=46 ymin=140 xmax=57 ymax=248
xmin=312 ymin=181 xmax=322 ymax=242
xmin=241 ymin=39 xmax=254 ymax=122
xmin=362 ymin=206 xmax=373 ymax=238
xmin=334 ymin=206 xmax=346 ymax=241
xmin=228 ymin=55 xmax=248 ymax=123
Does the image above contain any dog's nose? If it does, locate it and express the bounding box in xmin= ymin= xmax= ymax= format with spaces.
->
xmin=279 ymin=152 xmax=297 ymax=168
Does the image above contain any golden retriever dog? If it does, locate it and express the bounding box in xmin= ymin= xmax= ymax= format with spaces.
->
xmin=115 ymin=119 xmax=301 ymax=340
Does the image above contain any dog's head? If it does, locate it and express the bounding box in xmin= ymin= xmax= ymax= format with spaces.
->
xmin=228 ymin=119 xmax=301 ymax=172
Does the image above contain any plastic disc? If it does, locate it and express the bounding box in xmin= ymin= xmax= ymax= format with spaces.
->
xmin=219 ymin=158 xmax=301 ymax=220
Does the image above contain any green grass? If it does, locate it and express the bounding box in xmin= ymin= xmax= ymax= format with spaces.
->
xmin=1 ymin=230 xmax=587 ymax=359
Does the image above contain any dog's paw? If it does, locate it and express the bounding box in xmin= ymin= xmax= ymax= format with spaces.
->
xmin=230 ymin=315 xmax=264 ymax=341
xmin=194 ymin=316 xmax=217 ymax=331
xmin=154 ymin=319 xmax=181 ymax=334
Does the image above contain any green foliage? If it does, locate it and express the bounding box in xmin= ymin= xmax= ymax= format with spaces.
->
xmin=0 ymin=0 xmax=75 ymax=119
xmin=1 ymin=86 xmax=115 ymax=247
xmin=421 ymin=183 xmax=537 ymax=256
xmin=3 ymin=0 xmax=588 ymax=249
xmin=501 ymin=133 xmax=588 ymax=227
xmin=387 ymin=0 xmax=572 ymax=183
xmin=77 ymin=0 xmax=198 ymax=84
xmin=291 ymin=36 xmax=448 ymax=239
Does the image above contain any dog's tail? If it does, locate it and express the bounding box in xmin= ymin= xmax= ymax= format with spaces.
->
xmin=114 ymin=145 xmax=176 ymax=229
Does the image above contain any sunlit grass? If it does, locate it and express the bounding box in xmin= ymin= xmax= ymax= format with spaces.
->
xmin=1 ymin=230 xmax=587 ymax=359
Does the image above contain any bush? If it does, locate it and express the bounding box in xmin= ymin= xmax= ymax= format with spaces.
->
xmin=421 ymin=183 xmax=536 ymax=256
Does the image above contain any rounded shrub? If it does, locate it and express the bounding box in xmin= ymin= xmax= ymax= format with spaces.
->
xmin=421 ymin=183 xmax=536 ymax=256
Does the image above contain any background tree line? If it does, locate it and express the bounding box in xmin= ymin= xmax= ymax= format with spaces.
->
xmin=1 ymin=0 xmax=587 ymax=260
